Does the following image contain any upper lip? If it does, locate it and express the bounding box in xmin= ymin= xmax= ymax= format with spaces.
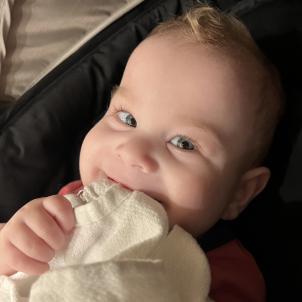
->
xmin=106 ymin=175 xmax=163 ymax=205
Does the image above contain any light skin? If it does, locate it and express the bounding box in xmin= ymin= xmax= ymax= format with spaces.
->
xmin=0 ymin=33 xmax=270 ymax=276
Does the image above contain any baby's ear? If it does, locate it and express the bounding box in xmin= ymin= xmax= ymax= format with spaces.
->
xmin=222 ymin=167 xmax=271 ymax=220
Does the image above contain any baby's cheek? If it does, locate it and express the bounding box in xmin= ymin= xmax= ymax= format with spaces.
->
xmin=165 ymin=203 xmax=208 ymax=237
xmin=171 ymin=175 xmax=208 ymax=207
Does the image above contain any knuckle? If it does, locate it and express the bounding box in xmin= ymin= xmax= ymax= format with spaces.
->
xmin=42 ymin=226 xmax=65 ymax=251
xmin=26 ymin=235 xmax=55 ymax=261
xmin=44 ymin=195 xmax=72 ymax=212
xmin=44 ymin=196 xmax=75 ymax=233
xmin=2 ymin=221 xmax=18 ymax=239
xmin=17 ymin=204 xmax=30 ymax=216
xmin=17 ymin=199 xmax=42 ymax=217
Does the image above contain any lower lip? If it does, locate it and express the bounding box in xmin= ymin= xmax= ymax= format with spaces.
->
xmin=107 ymin=177 xmax=132 ymax=190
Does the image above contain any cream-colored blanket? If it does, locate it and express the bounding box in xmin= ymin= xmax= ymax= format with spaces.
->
xmin=0 ymin=179 xmax=212 ymax=301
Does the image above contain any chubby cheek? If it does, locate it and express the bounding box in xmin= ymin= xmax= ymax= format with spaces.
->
xmin=168 ymin=167 xmax=214 ymax=209
xmin=79 ymin=122 xmax=111 ymax=185
xmin=79 ymin=133 xmax=97 ymax=185
xmin=165 ymin=168 xmax=227 ymax=236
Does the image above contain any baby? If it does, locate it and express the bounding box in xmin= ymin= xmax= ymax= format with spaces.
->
xmin=0 ymin=5 xmax=283 ymax=301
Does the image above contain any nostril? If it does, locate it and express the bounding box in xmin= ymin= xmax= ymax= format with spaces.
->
xmin=131 ymin=163 xmax=151 ymax=173
xmin=137 ymin=156 xmax=158 ymax=173
xmin=115 ymin=141 xmax=158 ymax=173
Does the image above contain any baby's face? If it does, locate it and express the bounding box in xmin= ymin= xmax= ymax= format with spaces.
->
xmin=80 ymin=35 xmax=257 ymax=236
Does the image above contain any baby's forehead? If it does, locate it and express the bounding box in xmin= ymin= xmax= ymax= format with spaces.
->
xmin=137 ymin=34 xmax=262 ymax=75
xmin=127 ymin=35 xmax=264 ymax=109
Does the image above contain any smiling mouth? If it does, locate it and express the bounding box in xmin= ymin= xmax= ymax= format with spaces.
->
xmin=107 ymin=176 xmax=165 ymax=204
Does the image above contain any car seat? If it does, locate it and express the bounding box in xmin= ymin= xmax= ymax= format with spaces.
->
xmin=0 ymin=0 xmax=301 ymax=300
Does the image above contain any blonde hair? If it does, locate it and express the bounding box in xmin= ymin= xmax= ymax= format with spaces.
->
xmin=150 ymin=5 xmax=284 ymax=166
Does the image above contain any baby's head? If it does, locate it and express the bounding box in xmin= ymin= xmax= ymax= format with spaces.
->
xmin=79 ymin=6 xmax=284 ymax=237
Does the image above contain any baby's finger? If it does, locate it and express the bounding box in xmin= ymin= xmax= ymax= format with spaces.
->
xmin=5 ymin=240 xmax=49 ymax=275
xmin=23 ymin=207 xmax=66 ymax=251
xmin=9 ymin=221 xmax=55 ymax=263
xmin=42 ymin=195 xmax=75 ymax=234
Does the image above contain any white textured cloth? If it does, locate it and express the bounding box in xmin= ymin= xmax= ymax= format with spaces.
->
xmin=0 ymin=179 xmax=212 ymax=301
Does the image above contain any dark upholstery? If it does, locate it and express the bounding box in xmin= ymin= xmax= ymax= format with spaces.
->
xmin=0 ymin=0 xmax=301 ymax=300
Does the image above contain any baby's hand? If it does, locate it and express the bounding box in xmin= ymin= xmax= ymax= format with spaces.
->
xmin=0 ymin=195 xmax=75 ymax=276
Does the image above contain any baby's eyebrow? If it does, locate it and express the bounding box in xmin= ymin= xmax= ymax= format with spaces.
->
xmin=110 ymin=85 xmax=132 ymax=103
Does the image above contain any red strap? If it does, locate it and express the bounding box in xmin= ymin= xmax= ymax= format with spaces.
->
xmin=58 ymin=180 xmax=83 ymax=195
xmin=207 ymin=239 xmax=266 ymax=302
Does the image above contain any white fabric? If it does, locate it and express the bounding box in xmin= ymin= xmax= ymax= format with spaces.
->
xmin=0 ymin=0 xmax=143 ymax=102
xmin=0 ymin=179 xmax=212 ymax=301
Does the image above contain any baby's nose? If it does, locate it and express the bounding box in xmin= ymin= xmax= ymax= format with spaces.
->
xmin=115 ymin=137 xmax=158 ymax=173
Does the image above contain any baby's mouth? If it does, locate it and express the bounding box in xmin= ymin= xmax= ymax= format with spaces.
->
xmin=107 ymin=176 xmax=133 ymax=191
xmin=106 ymin=175 xmax=164 ymax=205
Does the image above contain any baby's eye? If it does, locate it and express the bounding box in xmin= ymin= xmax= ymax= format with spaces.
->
xmin=170 ymin=135 xmax=195 ymax=151
xmin=117 ymin=111 xmax=137 ymax=127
